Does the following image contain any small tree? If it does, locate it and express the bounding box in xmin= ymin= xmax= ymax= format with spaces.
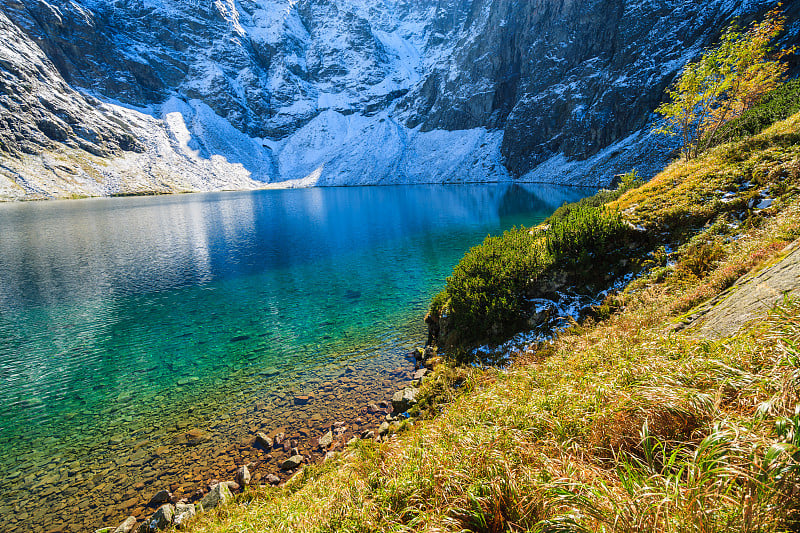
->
xmin=655 ymin=7 xmax=792 ymax=160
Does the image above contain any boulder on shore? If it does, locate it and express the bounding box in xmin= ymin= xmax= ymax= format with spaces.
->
xmin=173 ymin=502 xmax=199 ymax=529
xmin=391 ymin=388 xmax=419 ymax=413
xmin=317 ymin=429 xmax=333 ymax=448
xmin=146 ymin=504 xmax=174 ymax=532
xmin=114 ymin=516 xmax=137 ymax=533
xmin=200 ymin=482 xmax=232 ymax=511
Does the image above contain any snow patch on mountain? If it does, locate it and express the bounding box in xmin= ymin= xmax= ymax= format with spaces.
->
xmin=520 ymin=129 xmax=679 ymax=186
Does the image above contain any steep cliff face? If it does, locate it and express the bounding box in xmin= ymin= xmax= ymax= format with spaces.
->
xmin=402 ymin=0 xmax=800 ymax=176
xmin=0 ymin=9 xmax=142 ymax=159
xmin=1 ymin=0 xmax=798 ymax=199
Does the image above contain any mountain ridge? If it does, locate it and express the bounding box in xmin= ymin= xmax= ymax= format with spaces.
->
xmin=1 ymin=0 xmax=798 ymax=199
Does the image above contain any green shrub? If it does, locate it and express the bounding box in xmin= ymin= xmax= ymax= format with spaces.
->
xmin=441 ymin=227 xmax=547 ymax=348
xmin=545 ymin=204 xmax=630 ymax=269
xmin=431 ymin=184 xmax=643 ymax=356
xmin=678 ymin=240 xmax=726 ymax=278
xmin=707 ymin=77 xmax=800 ymax=149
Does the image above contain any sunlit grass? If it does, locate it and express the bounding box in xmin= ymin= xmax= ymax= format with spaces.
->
xmin=180 ymin=113 xmax=800 ymax=533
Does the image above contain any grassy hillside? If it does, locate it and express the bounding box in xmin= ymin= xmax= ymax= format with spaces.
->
xmin=174 ymin=110 xmax=800 ymax=533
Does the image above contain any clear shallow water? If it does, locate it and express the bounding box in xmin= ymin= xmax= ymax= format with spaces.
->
xmin=0 ymin=184 xmax=590 ymax=531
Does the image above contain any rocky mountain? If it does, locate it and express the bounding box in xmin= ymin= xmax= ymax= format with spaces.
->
xmin=0 ymin=0 xmax=798 ymax=200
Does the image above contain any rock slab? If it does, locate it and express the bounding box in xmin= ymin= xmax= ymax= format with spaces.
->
xmin=695 ymin=239 xmax=800 ymax=338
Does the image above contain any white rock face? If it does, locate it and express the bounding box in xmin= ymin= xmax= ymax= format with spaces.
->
xmin=0 ymin=0 xmax=798 ymax=199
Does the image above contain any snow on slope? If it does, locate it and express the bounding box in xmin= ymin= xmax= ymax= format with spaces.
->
xmin=4 ymin=0 xmax=798 ymax=200
xmin=265 ymin=109 xmax=510 ymax=186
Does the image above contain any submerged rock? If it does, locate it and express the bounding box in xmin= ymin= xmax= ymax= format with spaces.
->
xmin=147 ymin=490 xmax=171 ymax=508
xmin=279 ymin=455 xmax=304 ymax=470
xmin=255 ymin=432 xmax=273 ymax=449
xmin=184 ymin=428 xmax=209 ymax=446
xmin=294 ymin=395 xmax=312 ymax=405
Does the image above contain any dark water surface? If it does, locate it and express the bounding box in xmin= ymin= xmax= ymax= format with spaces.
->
xmin=0 ymin=184 xmax=590 ymax=531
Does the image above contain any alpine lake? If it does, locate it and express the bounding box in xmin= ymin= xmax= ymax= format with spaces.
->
xmin=0 ymin=184 xmax=592 ymax=532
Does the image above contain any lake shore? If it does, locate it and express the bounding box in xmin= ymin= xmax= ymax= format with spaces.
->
xmin=5 ymin=352 xmax=426 ymax=533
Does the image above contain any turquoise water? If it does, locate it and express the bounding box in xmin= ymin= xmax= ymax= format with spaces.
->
xmin=0 ymin=184 xmax=589 ymax=531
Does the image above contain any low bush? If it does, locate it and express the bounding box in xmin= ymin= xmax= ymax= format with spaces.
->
xmin=435 ymin=227 xmax=547 ymax=349
xmin=547 ymin=170 xmax=643 ymax=225
xmin=545 ymin=204 xmax=630 ymax=269
xmin=431 ymin=176 xmax=643 ymax=355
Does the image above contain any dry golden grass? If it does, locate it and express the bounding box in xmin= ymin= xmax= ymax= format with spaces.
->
xmin=179 ymin=113 xmax=800 ymax=533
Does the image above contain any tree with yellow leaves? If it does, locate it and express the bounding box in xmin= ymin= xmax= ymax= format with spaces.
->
xmin=655 ymin=7 xmax=793 ymax=160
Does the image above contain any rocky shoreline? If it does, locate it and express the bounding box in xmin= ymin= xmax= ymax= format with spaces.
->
xmin=90 ymin=347 xmax=439 ymax=533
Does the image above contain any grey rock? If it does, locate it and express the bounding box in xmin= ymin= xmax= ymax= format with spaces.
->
xmin=235 ymin=465 xmax=251 ymax=487
xmin=317 ymin=429 xmax=333 ymax=448
xmin=391 ymin=388 xmax=419 ymax=414
xmin=224 ymin=480 xmax=240 ymax=492
xmin=147 ymin=504 xmax=174 ymax=532
xmin=266 ymin=474 xmax=281 ymax=485
xmin=412 ymin=368 xmax=429 ymax=381
xmin=114 ymin=516 xmax=137 ymax=533
xmin=696 ymin=238 xmax=800 ymax=338
xmin=199 ymin=482 xmax=232 ymax=511
xmin=173 ymin=503 xmax=198 ymax=529
xmin=280 ymin=455 xmax=304 ymax=470
xmin=378 ymin=422 xmax=390 ymax=435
